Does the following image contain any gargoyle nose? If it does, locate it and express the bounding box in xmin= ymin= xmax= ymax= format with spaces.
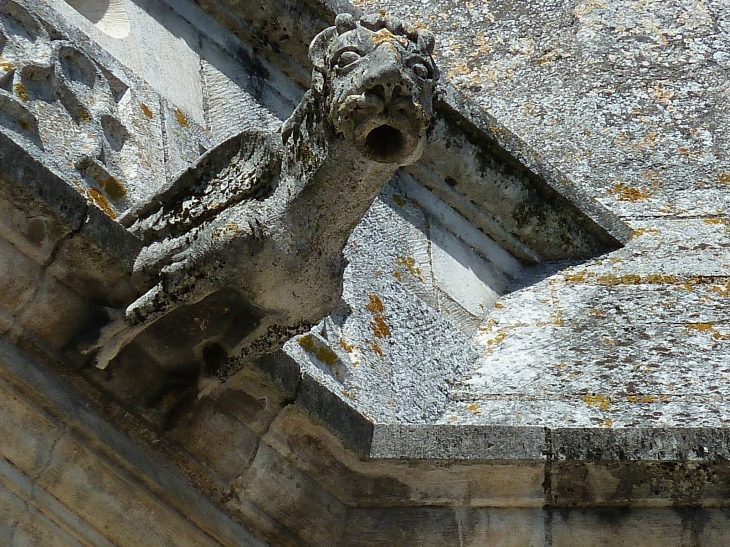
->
xmin=363 ymin=49 xmax=413 ymax=102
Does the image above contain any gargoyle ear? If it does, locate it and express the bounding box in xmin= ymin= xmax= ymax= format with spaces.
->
xmin=418 ymin=30 xmax=436 ymax=56
xmin=309 ymin=26 xmax=338 ymax=94
xmin=335 ymin=13 xmax=357 ymax=34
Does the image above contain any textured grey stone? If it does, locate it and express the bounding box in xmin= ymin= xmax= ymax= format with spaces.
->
xmin=371 ymin=423 xmax=546 ymax=460
xmin=6 ymin=3 xmax=730 ymax=546
xmin=81 ymin=13 xmax=440 ymax=404
xmin=0 ymin=335 xmax=269 ymax=547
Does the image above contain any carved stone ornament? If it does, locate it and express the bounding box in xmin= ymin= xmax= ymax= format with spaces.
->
xmin=81 ymin=13 xmax=439 ymax=391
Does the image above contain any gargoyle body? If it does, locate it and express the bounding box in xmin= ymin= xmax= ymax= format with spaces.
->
xmin=84 ymin=13 xmax=438 ymax=393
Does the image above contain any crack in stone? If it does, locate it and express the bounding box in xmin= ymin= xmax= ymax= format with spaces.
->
xmin=10 ymin=206 xmax=88 ymax=330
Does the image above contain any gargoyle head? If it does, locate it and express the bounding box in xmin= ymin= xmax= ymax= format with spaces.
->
xmin=309 ymin=13 xmax=439 ymax=166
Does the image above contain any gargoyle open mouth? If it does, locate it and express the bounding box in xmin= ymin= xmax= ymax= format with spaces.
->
xmin=350 ymin=112 xmax=425 ymax=166
xmin=365 ymin=124 xmax=404 ymax=163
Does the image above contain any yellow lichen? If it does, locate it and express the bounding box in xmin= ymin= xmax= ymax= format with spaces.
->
xmin=174 ymin=108 xmax=189 ymax=127
xmin=486 ymin=332 xmax=507 ymax=346
xmin=564 ymin=270 xmax=589 ymax=283
xmin=98 ymin=175 xmax=127 ymax=200
xmin=78 ymin=108 xmax=92 ymax=123
xmin=314 ymin=346 xmax=339 ymax=367
xmin=582 ymin=393 xmax=611 ymax=410
xmin=630 ymin=227 xmax=660 ymax=239
xmin=703 ymin=218 xmax=728 ymax=225
xmin=366 ymin=294 xmax=391 ymax=338
xmin=710 ymin=281 xmax=730 ymax=297
xmin=392 ymin=270 xmax=402 ymax=281
xmin=718 ymin=173 xmax=730 ymax=185
xmin=494 ymin=302 xmax=504 ymax=309
xmin=0 ymin=57 xmax=14 ymax=71
xmin=599 ymin=418 xmax=614 ymax=428
xmin=369 ymin=340 xmax=384 ymax=357
xmin=13 ymin=82 xmax=28 ymax=102
xmin=648 ymin=85 xmax=675 ymax=104
xmin=608 ymin=182 xmax=650 ymax=202
xmin=395 ymin=256 xmax=423 ymax=282
xmin=298 ymin=334 xmax=315 ymax=352
xmin=339 ymin=339 xmax=354 ymax=352
xmin=467 ymin=402 xmax=481 ymax=415
xmin=140 ymin=103 xmax=153 ymax=118
xmin=370 ymin=28 xmax=408 ymax=47
xmin=643 ymin=274 xmax=679 ymax=284
xmin=685 ymin=322 xmax=716 ymax=332
xmin=596 ymin=274 xmax=642 ymax=286
xmin=212 ymin=221 xmax=239 ymax=241
xmin=87 ymin=188 xmax=117 ymax=219
xmin=392 ymin=193 xmax=405 ymax=207
xmin=478 ymin=319 xmax=497 ymax=332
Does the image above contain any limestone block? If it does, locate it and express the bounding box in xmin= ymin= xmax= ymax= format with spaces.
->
xmin=430 ymin=219 xmax=505 ymax=318
xmin=0 ymin=382 xmax=62 ymax=477
xmin=45 ymin=204 xmax=139 ymax=307
xmin=0 ymin=339 xmax=267 ymax=547
xmin=168 ymin=398 xmax=260 ymax=484
xmin=199 ymin=41 xmax=290 ymax=143
xmin=550 ymin=460 xmax=730 ymax=507
xmin=233 ymin=443 xmax=347 ymax=547
xmin=263 ymin=406 xmax=545 ymax=507
xmin=161 ymin=96 xmax=210 ymax=181
xmin=0 ymin=191 xmax=76 ymax=265
xmin=12 ymin=511 xmax=83 ymax=547
xmin=36 ymin=435 xmax=223 ymax=547
xmin=49 ymin=0 xmax=205 ymax=125
xmin=550 ymin=508 xmax=728 ymax=547
xmin=16 ymin=272 xmax=91 ymax=350
xmin=343 ymin=507 xmax=545 ymax=547
xmin=212 ymin=364 xmax=296 ymax=437
xmin=0 ymin=481 xmax=27 ymax=546
xmin=0 ymin=236 xmax=42 ymax=315
xmin=100 ymin=82 xmax=167 ymax=206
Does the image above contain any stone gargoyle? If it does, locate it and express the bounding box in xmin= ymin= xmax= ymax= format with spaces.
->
xmin=81 ymin=13 xmax=438 ymax=397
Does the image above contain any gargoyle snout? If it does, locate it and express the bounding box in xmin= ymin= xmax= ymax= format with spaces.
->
xmin=362 ymin=54 xmax=413 ymax=103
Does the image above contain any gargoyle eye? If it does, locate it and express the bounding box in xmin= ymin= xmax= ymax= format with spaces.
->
xmin=411 ymin=62 xmax=431 ymax=80
xmin=336 ymin=50 xmax=361 ymax=68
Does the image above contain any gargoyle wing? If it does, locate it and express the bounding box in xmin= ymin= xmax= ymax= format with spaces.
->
xmin=121 ymin=129 xmax=283 ymax=244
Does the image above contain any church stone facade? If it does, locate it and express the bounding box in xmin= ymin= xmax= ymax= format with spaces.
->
xmin=0 ymin=0 xmax=728 ymax=545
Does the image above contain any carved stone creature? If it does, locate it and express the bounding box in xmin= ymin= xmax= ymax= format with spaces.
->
xmin=83 ymin=13 xmax=438 ymax=394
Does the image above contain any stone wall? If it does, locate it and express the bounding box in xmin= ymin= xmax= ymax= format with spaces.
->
xmin=2 ymin=0 xmax=730 ymax=545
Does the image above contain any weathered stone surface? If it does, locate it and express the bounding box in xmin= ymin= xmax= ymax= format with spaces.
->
xmin=263 ymin=406 xmax=546 ymax=507
xmin=80 ymin=13 xmax=441 ymax=417
xmin=233 ymin=442 xmax=347 ymax=547
xmin=549 ymin=460 xmax=730 ymax=506
xmin=0 ymin=337 xmax=268 ymax=547
xmin=4 ymin=0 xmax=730 ymax=545
xmin=343 ymin=507 xmax=545 ymax=547
xmin=0 ymin=236 xmax=42 ymax=315
xmin=50 ymin=0 xmax=206 ymax=125
xmin=551 ymin=508 xmax=730 ymax=547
